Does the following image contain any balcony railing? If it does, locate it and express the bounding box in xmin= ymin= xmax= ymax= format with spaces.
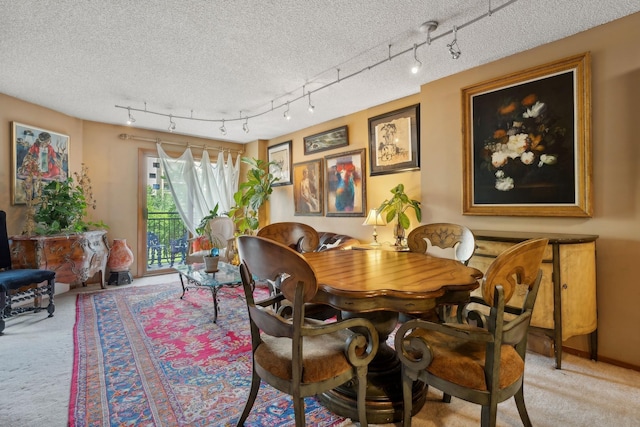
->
xmin=146 ymin=211 xmax=189 ymax=270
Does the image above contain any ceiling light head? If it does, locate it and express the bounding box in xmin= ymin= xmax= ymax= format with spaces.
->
xmin=219 ymin=119 xmax=227 ymax=136
xmin=284 ymin=101 xmax=291 ymax=120
xmin=168 ymin=115 xmax=176 ymax=132
xmin=411 ymin=44 xmax=422 ymax=74
xmin=126 ymin=108 xmax=136 ymax=125
xmin=242 ymin=118 xmax=249 ymax=133
xmin=448 ymin=26 xmax=462 ymax=59
xmin=307 ymin=93 xmax=315 ymax=113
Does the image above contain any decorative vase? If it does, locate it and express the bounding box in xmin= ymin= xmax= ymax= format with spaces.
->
xmin=394 ymin=223 xmax=406 ymax=247
xmin=203 ymin=255 xmax=220 ymax=273
xmin=108 ymin=239 xmax=134 ymax=272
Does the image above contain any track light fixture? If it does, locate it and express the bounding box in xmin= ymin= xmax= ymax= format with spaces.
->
xmin=283 ymin=101 xmax=291 ymax=120
xmin=126 ymin=107 xmax=136 ymax=125
xmin=307 ymin=93 xmax=315 ymax=113
xmin=447 ymin=26 xmax=462 ymax=59
xmin=116 ymin=1 xmax=521 ymax=136
xmin=410 ymin=44 xmax=422 ymax=74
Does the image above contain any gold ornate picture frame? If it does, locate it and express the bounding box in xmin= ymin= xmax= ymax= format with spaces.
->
xmin=462 ymin=53 xmax=592 ymax=217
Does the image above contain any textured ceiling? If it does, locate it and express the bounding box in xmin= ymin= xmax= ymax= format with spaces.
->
xmin=1 ymin=1 xmax=638 ymax=144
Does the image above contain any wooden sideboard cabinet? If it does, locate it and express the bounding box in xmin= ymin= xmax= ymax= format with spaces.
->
xmin=10 ymin=230 xmax=109 ymax=289
xmin=468 ymin=230 xmax=598 ymax=369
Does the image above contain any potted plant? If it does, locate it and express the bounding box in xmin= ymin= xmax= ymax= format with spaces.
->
xmin=228 ymin=157 xmax=280 ymax=235
xmin=202 ymin=235 xmax=224 ymax=273
xmin=377 ymin=183 xmax=422 ymax=247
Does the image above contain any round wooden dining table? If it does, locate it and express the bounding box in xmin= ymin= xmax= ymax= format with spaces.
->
xmin=303 ymin=249 xmax=483 ymax=424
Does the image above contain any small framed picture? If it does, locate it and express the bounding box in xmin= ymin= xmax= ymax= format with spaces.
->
xmin=303 ymin=125 xmax=348 ymax=155
xmin=324 ymin=149 xmax=366 ymax=217
xmin=268 ymin=140 xmax=292 ymax=186
xmin=368 ymin=104 xmax=420 ymax=176
xmin=293 ymin=159 xmax=323 ymax=216
xmin=12 ymin=122 xmax=70 ymax=205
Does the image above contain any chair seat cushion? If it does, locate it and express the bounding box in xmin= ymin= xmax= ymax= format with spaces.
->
xmin=255 ymin=330 xmax=351 ymax=383
xmin=0 ymin=269 xmax=55 ymax=291
xmin=409 ymin=326 xmax=524 ymax=391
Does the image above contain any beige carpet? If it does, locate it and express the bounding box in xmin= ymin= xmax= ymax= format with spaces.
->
xmin=1 ymin=274 xmax=639 ymax=426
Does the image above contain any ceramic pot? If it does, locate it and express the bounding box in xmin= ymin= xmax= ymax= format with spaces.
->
xmin=203 ymin=255 xmax=220 ymax=273
xmin=108 ymin=238 xmax=134 ymax=272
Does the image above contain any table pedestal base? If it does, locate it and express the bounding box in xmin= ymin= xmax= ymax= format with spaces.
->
xmin=319 ymin=310 xmax=426 ymax=424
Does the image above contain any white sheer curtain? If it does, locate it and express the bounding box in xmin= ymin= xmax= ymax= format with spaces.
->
xmin=157 ymin=143 xmax=240 ymax=236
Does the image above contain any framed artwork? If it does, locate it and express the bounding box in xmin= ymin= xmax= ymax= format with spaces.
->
xmin=462 ymin=53 xmax=592 ymax=217
xmin=12 ymin=122 xmax=70 ymax=205
xmin=303 ymin=125 xmax=348 ymax=155
xmin=324 ymin=149 xmax=366 ymax=217
xmin=368 ymin=104 xmax=420 ymax=176
xmin=268 ymin=140 xmax=292 ymax=186
xmin=293 ymin=159 xmax=323 ymax=216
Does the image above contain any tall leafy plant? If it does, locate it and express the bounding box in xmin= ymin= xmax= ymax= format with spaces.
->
xmin=229 ymin=157 xmax=280 ymax=234
xmin=377 ymin=183 xmax=422 ymax=246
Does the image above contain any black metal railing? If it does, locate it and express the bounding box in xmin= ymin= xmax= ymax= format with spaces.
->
xmin=146 ymin=211 xmax=189 ymax=269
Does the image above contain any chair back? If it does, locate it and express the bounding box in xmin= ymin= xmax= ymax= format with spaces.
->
xmin=257 ymin=222 xmax=320 ymax=253
xmin=237 ymin=235 xmax=318 ymax=305
xmin=207 ymin=217 xmax=235 ymax=244
xmin=407 ymin=223 xmax=476 ymax=264
xmin=480 ymin=238 xmax=548 ymax=307
xmin=0 ymin=211 xmax=12 ymax=269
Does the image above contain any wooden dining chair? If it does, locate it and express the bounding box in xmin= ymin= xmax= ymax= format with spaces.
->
xmin=406 ymin=223 xmax=476 ymax=322
xmin=257 ymin=222 xmax=338 ymax=320
xmin=395 ymin=238 xmax=548 ymax=427
xmin=235 ymin=235 xmax=378 ymax=427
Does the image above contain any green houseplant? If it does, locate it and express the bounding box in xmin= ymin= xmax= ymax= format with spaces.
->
xmin=229 ymin=157 xmax=280 ymax=234
xmin=377 ymin=183 xmax=422 ymax=247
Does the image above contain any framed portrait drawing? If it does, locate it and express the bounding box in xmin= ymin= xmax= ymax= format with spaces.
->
xmin=368 ymin=104 xmax=420 ymax=176
xmin=268 ymin=140 xmax=292 ymax=186
xmin=462 ymin=53 xmax=592 ymax=217
xmin=293 ymin=159 xmax=323 ymax=216
xmin=324 ymin=149 xmax=366 ymax=217
xmin=303 ymin=125 xmax=348 ymax=155
xmin=12 ymin=122 xmax=70 ymax=205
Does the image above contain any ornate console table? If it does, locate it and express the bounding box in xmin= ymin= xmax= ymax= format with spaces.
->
xmin=468 ymin=230 xmax=598 ymax=369
xmin=10 ymin=230 xmax=109 ymax=289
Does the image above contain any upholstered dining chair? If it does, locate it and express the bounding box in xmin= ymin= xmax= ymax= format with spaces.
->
xmin=407 ymin=223 xmax=476 ymax=265
xmin=406 ymin=223 xmax=476 ymax=322
xmin=236 ymin=235 xmax=378 ymax=427
xmin=395 ymin=238 xmax=548 ymax=427
xmin=257 ymin=222 xmax=338 ymax=320
xmin=0 ymin=210 xmax=56 ymax=335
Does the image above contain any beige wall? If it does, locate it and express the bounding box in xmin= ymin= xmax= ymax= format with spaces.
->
xmin=1 ymin=12 xmax=638 ymax=366
xmin=267 ymin=13 xmax=640 ymax=367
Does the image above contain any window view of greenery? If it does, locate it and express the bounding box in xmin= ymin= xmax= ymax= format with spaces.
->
xmin=146 ymin=183 xmax=188 ymax=269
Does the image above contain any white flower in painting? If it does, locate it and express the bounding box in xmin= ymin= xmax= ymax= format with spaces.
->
xmin=523 ymin=101 xmax=546 ymax=118
xmin=506 ymin=133 xmax=528 ymax=157
xmin=495 ymin=175 xmax=514 ymax=191
xmin=538 ymin=154 xmax=558 ymax=167
xmin=492 ymin=151 xmax=509 ymax=168
xmin=521 ymin=151 xmax=535 ymax=165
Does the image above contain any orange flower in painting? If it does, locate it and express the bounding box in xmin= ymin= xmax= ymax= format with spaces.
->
xmin=498 ymin=102 xmax=517 ymax=115
xmin=493 ymin=129 xmax=507 ymax=139
xmin=522 ymin=94 xmax=538 ymax=106
xmin=529 ymin=133 xmax=542 ymax=149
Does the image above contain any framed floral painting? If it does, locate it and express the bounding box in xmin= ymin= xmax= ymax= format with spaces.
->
xmin=293 ymin=159 xmax=323 ymax=216
xmin=462 ymin=53 xmax=592 ymax=217
xmin=324 ymin=149 xmax=366 ymax=217
xmin=12 ymin=122 xmax=70 ymax=205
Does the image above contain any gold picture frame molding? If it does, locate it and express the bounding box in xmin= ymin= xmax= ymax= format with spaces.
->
xmin=462 ymin=53 xmax=592 ymax=217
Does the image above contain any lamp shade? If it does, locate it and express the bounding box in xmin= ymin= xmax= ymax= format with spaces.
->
xmin=362 ymin=209 xmax=387 ymax=226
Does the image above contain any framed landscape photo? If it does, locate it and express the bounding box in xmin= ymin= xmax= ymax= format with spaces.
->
xmin=324 ymin=149 xmax=366 ymax=217
xmin=368 ymin=104 xmax=420 ymax=176
xmin=293 ymin=159 xmax=323 ymax=216
xmin=303 ymin=125 xmax=348 ymax=155
xmin=268 ymin=140 xmax=292 ymax=186
xmin=462 ymin=53 xmax=592 ymax=217
xmin=12 ymin=122 xmax=70 ymax=205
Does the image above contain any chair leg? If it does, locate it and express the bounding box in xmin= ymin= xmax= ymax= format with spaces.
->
xmin=480 ymin=402 xmax=498 ymax=427
xmin=356 ymin=366 xmax=368 ymax=427
xmin=46 ymin=279 xmax=55 ymax=317
xmin=442 ymin=393 xmax=452 ymax=403
xmin=236 ymin=370 xmax=261 ymax=426
xmin=401 ymin=367 xmax=413 ymax=427
xmin=514 ymin=386 xmax=533 ymax=427
xmin=293 ymin=394 xmax=305 ymax=427
xmin=0 ymin=289 xmax=5 ymax=335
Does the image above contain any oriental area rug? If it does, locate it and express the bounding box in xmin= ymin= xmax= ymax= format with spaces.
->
xmin=69 ymin=282 xmax=349 ymax=427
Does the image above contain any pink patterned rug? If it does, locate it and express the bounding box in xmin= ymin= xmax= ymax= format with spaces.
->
xmin=69 ymin=282 xmax=348 ymax=426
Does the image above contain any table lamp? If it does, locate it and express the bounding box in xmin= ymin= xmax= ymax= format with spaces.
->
xmin=362 ymin=209 xmax=387 ymax=246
